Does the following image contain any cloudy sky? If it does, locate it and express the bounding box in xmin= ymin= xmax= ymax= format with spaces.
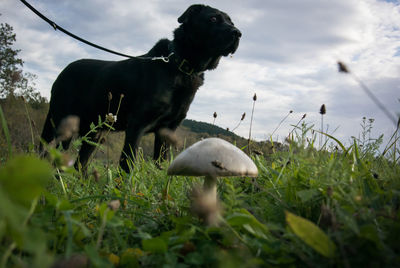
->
xmin=1 ymin=0 xmax=399 ymax=148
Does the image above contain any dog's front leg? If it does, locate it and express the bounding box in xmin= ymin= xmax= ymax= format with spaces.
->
xmin=119 ymin=127 xmax=144 ymax=172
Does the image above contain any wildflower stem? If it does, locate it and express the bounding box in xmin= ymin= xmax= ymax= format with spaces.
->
xmin=382 ymin=118 xmax=400 ymax=160
xmin=320 ymin=114 xmax=324 ymax=149
xmin=231 ymin=113 xmax=246 ymax=132
xmin=22 ymin=100 xmax=35 ymax=147
xmin=96 ymin=208 xmax=109 ymax=250
xmin=57 ymin=168 xmax=68 ymax=197
xmin=319 ymin=104 xmax=326 ymax=150
xmin=339 ymin=62 xmax=397 ymax=126
xmin=289 ymin=114 xmax=306 ymax=136
xmin=352 ymin=74 xmax=397 ymax=125
xmin=248 ymin=94 xmax=257 ymax=153
xmin=269 ymin=110 xmax=293 ymax=141
xmin=86 ymin=94 xmax=124 ymax=170
xmin=0 ymin=104 xmax=12 ymax=158
xmin=115 ymin=94 xmax=124 ymax=116
xmin=212 ymin=112 xmax=217 ymax=125
xmin=394 ymin=122 xmax=399 ymax=163
xmin=231 ymin=121 xmax=241 ymax=132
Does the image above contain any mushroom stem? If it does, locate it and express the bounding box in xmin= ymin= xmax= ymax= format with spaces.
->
xmin=203 ymin=175 xmax=217 ymax=201
xmin=200 ymin=175 xmax=219 ymax=225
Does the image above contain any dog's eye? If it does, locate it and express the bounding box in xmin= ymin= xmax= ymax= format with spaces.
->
xmin=210 ymin=16 xmax=217 ymax=23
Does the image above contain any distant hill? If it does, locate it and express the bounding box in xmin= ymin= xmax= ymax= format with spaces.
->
xmin=182 ymin=119 xmax=239 ymax=138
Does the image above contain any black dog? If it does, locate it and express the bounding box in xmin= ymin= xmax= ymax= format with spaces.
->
xmin=41 ymin=4 xmax=241 ymax=172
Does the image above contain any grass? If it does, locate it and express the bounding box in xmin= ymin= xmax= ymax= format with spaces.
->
xmin=0 ymin=114 xmax=399 ymax=267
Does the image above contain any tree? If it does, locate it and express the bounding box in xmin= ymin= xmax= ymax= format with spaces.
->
xmin=0 ymin=14 xmax=44 ymax=103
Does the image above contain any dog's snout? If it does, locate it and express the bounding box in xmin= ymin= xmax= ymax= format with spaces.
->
xmin=232 ymin=28 xmax=242 ymax=38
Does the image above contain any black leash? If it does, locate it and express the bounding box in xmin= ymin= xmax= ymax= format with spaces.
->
xmin=19 ymin=0 xmax=134 ymax=58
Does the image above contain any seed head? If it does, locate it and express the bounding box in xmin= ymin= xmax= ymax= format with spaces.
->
xmin=337 ymin=61 xmax=349 ymax=73
xmin=213 ymin=112 xmax=217 ymax=118
xmin=302 ymin=114 xmax=307 ymax=119
xmin=241 ymin=112 xmax=246 ymax=121
xmin=289 ymin=110 xmax=293 ymax=113
xmin=253 ymin=93 xmax=257 ymax=101
xmin=320 ymin=104 xmax=326 ymax=115
xmin=108 ymin=92 xmax=112 ymax=101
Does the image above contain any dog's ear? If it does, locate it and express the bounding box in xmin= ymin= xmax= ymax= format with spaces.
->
xmin=178 ymin=4 xmax=205 ymax=23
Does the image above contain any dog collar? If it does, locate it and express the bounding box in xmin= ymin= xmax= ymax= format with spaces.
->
xmin=144 ymin=53 xmax=196 ymax=76
xmin=144 ymin=44 xmax=197 ymax=76
xmin=176 ymin=58 xmax=195 ymax=75
xmin=167 ymin=43 xmax=196 ymax=76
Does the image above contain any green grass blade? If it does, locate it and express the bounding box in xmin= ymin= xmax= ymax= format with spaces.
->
xmin=382 ymin=135 xmax=400 ymax=157
xmin=315 ymin=130 xmax=347 ymax=154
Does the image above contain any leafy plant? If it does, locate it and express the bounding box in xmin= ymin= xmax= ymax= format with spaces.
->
xmin=1 ymin=111 xmax=399 ymax=267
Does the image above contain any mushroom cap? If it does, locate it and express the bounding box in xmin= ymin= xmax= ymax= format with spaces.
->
xmin=168 ymin=138 xmax=258 ymax=177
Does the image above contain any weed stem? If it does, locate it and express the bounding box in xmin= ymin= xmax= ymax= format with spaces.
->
xmin=269 ymin=110 xmax=293 ymax=141
xmin=248 ymin=93 xmax=257 ymax=153
xmin=0 ymin=104 xmax=12 ymax=158
xmin=96 ymin=208 xmax=109 ymax=250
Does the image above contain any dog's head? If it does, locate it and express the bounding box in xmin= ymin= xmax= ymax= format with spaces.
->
xmin=174 ymin=5 xmax=241 ymax=70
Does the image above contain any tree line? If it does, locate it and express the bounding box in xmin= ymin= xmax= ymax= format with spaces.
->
xmin=0 ymin=14 xmax=46 ymax=104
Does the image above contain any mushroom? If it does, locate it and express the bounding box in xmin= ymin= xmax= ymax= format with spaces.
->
xmin=167 ymin=138 xmax=258 ymax=225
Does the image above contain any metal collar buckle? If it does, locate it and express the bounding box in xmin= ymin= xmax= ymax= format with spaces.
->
xmin=178 ymin=59 xmax=194 ymax=75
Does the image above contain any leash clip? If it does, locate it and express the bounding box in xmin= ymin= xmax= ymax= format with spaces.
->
xmin=152 ymin=52 xmax=174 ymax=63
